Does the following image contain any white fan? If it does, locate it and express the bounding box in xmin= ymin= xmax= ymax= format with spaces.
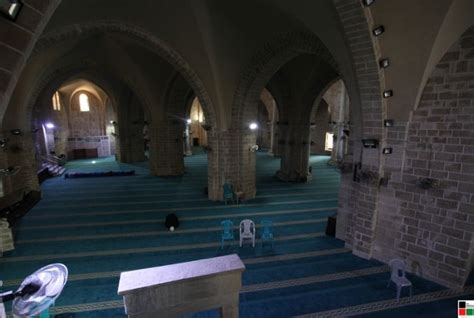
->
xmin=0 ymin=263 xmax=68 ymax=317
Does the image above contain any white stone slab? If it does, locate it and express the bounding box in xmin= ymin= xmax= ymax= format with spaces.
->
xmin=118 ymin=254 xmax=245 ymax=295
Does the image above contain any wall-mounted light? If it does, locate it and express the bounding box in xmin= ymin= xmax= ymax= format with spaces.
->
xmin=379 ymin=58 xmax=390 ymax=69
xmin=0 ymin=0 xmax=23 ymax=21
xmin=384 ymin=119 xmax=394 ymax=127
xmin=361 ymin=0 xmax=375 ymax=7
xmin=10 ymin=129 xmax=21 ymax=135
xmin=362 ymin=139 xmax=379 ymax=148
xmin=186 ymin=119 xmax=192 ymax=124
xmin=382 ymin=147 xmax=393 ymax=154
xmin=383 ymin=90 xmax=393 ymax=98
xmin=249 ymin=122 xmax=258 ymax=130
xmin=110 ymin=120 xmax=117 ymax=125
xmin=45 ymin=123 xmax=55 ymax=129
xmin=372 ymin=25 xmax=385 ymax=37
xmin=0 ymin=138 xmax=9 ymax=148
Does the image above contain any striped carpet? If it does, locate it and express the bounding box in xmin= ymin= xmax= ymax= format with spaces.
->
xmin=0 ymin=150 xmax=470 ymax=317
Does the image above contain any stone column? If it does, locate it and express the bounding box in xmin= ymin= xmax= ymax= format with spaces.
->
xmin=184 ymin=122 xmax=193 ymax=156
xmin=268 ymin=100 xmax=277 ymax=156
xmin=276 ymin=123 xmax=312 ymax=182
xmin=148 ymin=120 xmax=185 ymax=176
xmin=207 ymin=129 xmax=256 ymax=201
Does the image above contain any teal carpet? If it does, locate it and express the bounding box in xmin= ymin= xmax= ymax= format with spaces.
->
xmin=1 ymin=150 xmax=471 ymax=317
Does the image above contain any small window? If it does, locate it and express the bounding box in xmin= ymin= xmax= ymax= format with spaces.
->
xmin=79 ymin=93 xmax=90 ymax=112
xmin=52 ymin=92 xmax=61 ymax=111
xmin=325 ymin=132 xmax=334 ymax=151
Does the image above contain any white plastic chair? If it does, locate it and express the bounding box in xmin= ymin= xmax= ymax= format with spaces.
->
xmin=239 ymin=219 xmax=255 ymax=247
xmin=387 ymin=259 xmax=412 ymax=301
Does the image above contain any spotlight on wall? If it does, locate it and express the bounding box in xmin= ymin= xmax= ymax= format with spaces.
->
xmin=362 ymin=139 xmax=379 ymax=148
xmin=382 ymin=147 xmax=393 ymax=154
xmin=361 ymin=0 xmax=375 ymax=7
xmin=249 ymin=122 xmax=258 ymax=130
xmin=45 ymin=123 xmax=55 ymax=129
xmin=0 ymin=0 xmax=23 ymax=21
xmin=372 ymin=25 xmax=385 ymax=36
xmin=10 ymin=129 xmax=21 ymax=135
xmin=0 ymin=138 xmax=9 ymax=148
xmin=379 ymin=58 xmax=390 ymax=69
xmin=384 ymin=119 xmax=394 ymax=127
xmin=186 ymin=119 xmax=192 ymax=124
xmin=383 ymin=90 xmax=393 ymax=98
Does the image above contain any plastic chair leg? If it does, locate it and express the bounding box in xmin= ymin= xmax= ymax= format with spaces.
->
xmin=386 ymin=280 xmax=391 ymax=288
xmin=396 ymin=286 xmax=401 ymax=301
xmin=409 ymin=285 xmax=412 ymax=297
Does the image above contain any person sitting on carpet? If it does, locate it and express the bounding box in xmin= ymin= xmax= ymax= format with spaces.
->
xmin=165 ymin=213 xmax=179 ymax=231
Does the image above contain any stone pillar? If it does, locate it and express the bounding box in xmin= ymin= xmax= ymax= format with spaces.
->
xmin=148 ymin=120 xmax=185 ymax=176
xmin=276 ymin=123 xmax=312 ymax=182
xmin=116 ymin=121 xmax=146 ymax=163
xmin=5 ymin=135 xmax=40 ymax=194
xmin=184 ymin=122 xmax=193 ymax=156
xmin=207 ymin=129 xmax=256 ymax=201
xmin=268 ymin=100 xmax=277 ymax=156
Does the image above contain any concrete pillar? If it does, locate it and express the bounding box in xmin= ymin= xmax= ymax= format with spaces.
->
xmin=276 ymin=123 xmax=312 ymax=182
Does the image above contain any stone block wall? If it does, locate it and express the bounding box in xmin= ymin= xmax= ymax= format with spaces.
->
xmin=372 ymin=27 xmax=474 ymax=289
xmin=333 ymin=0 xmax=385 ymax=259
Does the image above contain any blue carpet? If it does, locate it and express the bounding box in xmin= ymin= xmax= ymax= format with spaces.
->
xmin=0 ymin=151 xmax=462 ymax=317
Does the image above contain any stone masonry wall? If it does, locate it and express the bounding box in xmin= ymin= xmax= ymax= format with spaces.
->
xmin=373 ymin=27 xmax=474 ymax=289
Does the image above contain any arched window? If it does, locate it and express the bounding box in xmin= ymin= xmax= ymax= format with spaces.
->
xmin=79 ymin=93 xmax=90 ymax=112
xmin=52 ymin=92 xmax=61 ymax=111
xmin=190 ymin=97 xmax=205 ymax=123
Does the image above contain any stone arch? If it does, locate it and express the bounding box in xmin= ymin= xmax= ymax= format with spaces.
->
xmin=30 ymin=21 xmax=217 ymax=130
xmin=7 ymin=60 xmax=151 ymax=131
xmin=231 ymin=31 xmax=339 ymax=129
xmin=228 ymin=31 xmax=341 ymax=193
xmin=0 ymin=0 xmax=61 ymax=119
